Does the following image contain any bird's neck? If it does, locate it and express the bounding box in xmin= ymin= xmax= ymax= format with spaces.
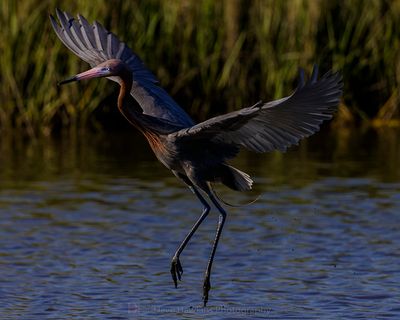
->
xmin=117 ymin=70 xmax=145 ymax=130
xmin=117 ymin=68 xmax=133 ymax=114
xmin=117 ymin=69 xmax=168 ymax=158
xmin=117 ymin=68 xmax=160 ymax=137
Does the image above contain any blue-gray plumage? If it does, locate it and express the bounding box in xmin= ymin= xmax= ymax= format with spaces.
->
xmin=51 ymin=9 xmax=343 ymax=306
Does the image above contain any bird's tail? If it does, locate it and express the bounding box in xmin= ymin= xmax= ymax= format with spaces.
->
xmin=208 ymin=164 xmax=260 ymax=208
xmin=219 ymin=164 xmax=253 ymax=191
xmin=209 ymin=182 xmax=261 ymax=208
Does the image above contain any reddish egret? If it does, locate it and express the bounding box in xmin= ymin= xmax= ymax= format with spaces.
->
xmin=51 ymin=9 xmax=342 ymax=306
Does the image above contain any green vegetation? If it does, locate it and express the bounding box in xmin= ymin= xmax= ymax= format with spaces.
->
xmin=1 ymin=0 xmax=399 ymax=135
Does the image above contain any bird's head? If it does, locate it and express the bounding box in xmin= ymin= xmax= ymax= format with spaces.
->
xmin=58 ymin=59 xmax=126 ymax=85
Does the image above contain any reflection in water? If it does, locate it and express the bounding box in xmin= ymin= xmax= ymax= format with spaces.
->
xmin=0 ymin=128 xmax=400 ymax=319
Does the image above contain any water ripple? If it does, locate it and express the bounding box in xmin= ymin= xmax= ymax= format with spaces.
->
xmin=1 ymin=133 xmax=400 ymax=318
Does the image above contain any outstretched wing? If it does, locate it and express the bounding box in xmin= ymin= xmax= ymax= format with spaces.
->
xmin=172 ymin=65 xmax=342 ymax=153
xmin=50 ymin=9 xmax=156 ymax=84
xmin=50 ymin=9 xmax=194 ymax=127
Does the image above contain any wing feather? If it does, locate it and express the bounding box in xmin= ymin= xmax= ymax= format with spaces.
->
xmin=172 ymin=66 xmax=342 ymax=154
xmin=78 ymin=14 xmax=97 ymax=51
xmin=50 ymin=9 xmax=194 ymax=127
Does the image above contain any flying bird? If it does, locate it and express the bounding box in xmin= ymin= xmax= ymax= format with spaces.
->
xmin=50 ymin=9 xmax=342 ymax=306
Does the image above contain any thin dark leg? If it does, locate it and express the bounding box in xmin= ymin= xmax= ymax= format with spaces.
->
xmin=202 ymin=192 xmax=227 ymax=307
xmin=171 ymin=186 xmax=211 ymax=288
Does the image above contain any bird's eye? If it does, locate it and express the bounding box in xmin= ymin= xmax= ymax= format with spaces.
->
xmin=102 ymin=67 xmax=110 ymax=72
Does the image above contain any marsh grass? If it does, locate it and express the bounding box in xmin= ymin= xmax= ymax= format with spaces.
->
xmin=0 ymin=0 xmax=399 ymax=135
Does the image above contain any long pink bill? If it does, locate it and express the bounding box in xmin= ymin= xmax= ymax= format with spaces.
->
xmin=58 ymin=66 xmax=111 ymax=86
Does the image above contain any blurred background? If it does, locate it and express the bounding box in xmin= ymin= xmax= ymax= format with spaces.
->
xmin=1 ymin=1 xmax=400 ymax=318
xmin=0 ymin=0 xmax=399 ymax=135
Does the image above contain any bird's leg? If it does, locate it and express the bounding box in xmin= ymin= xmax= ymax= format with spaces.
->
xmin=171 ymin=186 xmax=210 ymax=288
xmin=202 ymin=192 xmax=227 ymax=307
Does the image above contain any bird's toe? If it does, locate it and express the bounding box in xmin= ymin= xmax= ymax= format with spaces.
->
xmin=170 ymin=257 xmax=183 ymax=288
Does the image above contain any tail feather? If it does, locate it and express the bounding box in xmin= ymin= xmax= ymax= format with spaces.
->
xmin=209 ymin=164 xmax=259 ymax=208
xmin=209 ymin=182 xmax=260 ymax=208
xmin=219 ymin=164 xmax=253 ymax=191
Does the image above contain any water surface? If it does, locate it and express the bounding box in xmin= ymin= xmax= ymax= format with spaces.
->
xmin=0 ymin=129 xmax=399 ymax=319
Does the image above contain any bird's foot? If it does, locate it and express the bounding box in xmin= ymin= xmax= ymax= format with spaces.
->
xmin=202 ymin=276 xmax=211 ymax=307
xmin=170 ymin=256 xmax=183 ymax=288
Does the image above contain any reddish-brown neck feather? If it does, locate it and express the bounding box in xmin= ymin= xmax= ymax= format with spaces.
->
xmin=117 ymin=66 xmax=165 ymax=155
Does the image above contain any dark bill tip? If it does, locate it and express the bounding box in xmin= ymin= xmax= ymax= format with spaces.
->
xmin=58 ymin=76 xmax=78 ymax=86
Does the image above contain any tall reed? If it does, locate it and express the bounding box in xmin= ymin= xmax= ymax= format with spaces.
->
xmin=0 ymin=0 xmax=399 ymax=135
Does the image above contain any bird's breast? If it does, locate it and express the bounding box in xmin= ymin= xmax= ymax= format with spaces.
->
xmin=143 ymin=131 xmax=178 ymax=170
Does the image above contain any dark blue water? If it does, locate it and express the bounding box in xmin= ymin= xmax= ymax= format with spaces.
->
xmin=0 ymin=130 xmax=399 ymax=319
